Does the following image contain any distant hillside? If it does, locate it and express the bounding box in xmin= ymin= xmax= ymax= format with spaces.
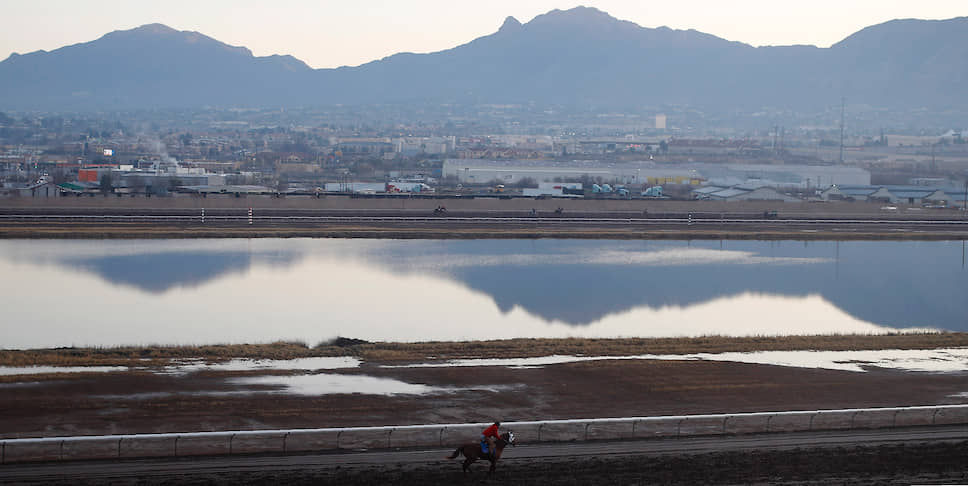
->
xmin=0 ymin=23 xmax=314 ymax=110
xmin=1 ymin=8 xmax=966 ymax=112
xmin=825 ymin=17 xmax=968 ymax=107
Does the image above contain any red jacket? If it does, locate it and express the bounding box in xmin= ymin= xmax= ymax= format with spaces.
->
xmin=482 ymin=424 xmax=500 ymax=438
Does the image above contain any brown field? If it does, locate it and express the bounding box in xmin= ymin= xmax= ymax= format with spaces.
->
xmin=2 ymin=333 xmax=967 ymax=439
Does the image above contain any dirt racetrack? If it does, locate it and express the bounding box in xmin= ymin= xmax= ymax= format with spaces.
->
xmin=228 ymin=442 xmax=968 ymax=486
xmin=7 ymin=439 xmax=968 ymax=485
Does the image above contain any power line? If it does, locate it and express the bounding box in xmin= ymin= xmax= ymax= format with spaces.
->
xmin=839 ymin=97 xmax=846 ymax=164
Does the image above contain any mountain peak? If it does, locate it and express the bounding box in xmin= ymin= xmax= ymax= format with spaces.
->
xmin=530 ymin=6 xmax=616 ymax=25
xmin=523 ymin=5 xmax=638 ymax=36
xmin=499 ymin=16 xmax=522 ymax=33
xmin=831 ymin=15 xmax=968 ymax=50
xmin=130 ymin=23 xmax=179 ymax=35
xmin=100 ymin=23 xmax=255 ymax=57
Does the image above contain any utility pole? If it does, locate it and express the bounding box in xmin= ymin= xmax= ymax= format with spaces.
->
xmin=839 ymin=98 xmax=846 ymax=164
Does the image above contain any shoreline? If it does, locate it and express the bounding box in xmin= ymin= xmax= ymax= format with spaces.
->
xmin=2 ymin=224 xmax=968 ymax=240
xmin=3 ymin=198 xmax=967 ymax=240
xmin=4 ymin=333 xmax=968 ymax=367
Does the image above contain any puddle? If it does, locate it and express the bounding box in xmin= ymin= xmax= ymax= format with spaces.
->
xmin=227 ymin=373 xmax=447 ymax=396
xmin=160 ymin=356 xmax=361 ymax=374
xmin=0 ymin=365 xmax=128 ymax=376
xmin=95 ymin=390 xmax=264 ymax=400
xmin=0 ymin=357 xmax=361 ymax=377
xmin=385 ymin=348 xmax=968 ymax=373
xmin=0 ymin=381 xmax=46 ymax=388
xmin=689 ymin=349 xmax=968 ymax=373
xmin=95 ymin=391 xmax=174 ymax=400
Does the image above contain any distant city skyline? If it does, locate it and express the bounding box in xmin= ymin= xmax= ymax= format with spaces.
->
xmin=1 ymin=0 xmax=965 ymax=69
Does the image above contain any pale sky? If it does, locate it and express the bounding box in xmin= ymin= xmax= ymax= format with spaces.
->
xmin=1 ymin=1 xmax=965 ymax=69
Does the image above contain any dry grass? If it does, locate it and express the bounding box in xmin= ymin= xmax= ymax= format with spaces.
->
xmin=2 ymin=333 xmax=967 ymax=367
xmin=348 ymin=333 xmax=968 ymax=362
xmin=0 ymin=340 xmax=345 ymax=367
xmin=1 ymin=223 xmax=967 ymax=240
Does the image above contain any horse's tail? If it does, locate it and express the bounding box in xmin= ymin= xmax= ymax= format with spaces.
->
xmin=445 ymin=447 xmax=463 ymax=460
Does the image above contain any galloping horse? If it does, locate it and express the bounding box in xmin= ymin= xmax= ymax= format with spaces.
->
xmin=445 ymin=431 xmax=515 ymax=474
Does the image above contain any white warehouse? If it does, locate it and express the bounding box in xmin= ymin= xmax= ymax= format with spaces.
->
xmin=443 ymin=159 xmax=871 ymax=189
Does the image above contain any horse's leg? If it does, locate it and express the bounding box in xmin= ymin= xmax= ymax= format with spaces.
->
xmin=488 ymin=458 xmax=496 ymax=475
xmin=462 ymin=457 xmax=473 ymax=474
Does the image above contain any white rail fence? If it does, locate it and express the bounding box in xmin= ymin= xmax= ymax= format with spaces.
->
xmin=3 ymin=405 xmax=968 ymax=464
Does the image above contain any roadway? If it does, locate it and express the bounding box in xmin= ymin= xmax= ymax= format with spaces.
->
xmin=2 ymin=426 xmax=966 ymax=484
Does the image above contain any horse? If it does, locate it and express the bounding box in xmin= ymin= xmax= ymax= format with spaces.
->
xmin=445 ymin=431 xmax=515 ymax=474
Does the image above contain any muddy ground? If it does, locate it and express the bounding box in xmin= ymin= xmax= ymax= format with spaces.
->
xmin=3 ymin=358 xmax=968 ymax=438
xmin=5 ymin=359 xmax=968 ymax=484
xmin=4 ymin=343 xmax=968 ymax=485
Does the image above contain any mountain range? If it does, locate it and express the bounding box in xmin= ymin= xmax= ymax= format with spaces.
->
xmin=1 ymin=7 xmax=966 ymax=112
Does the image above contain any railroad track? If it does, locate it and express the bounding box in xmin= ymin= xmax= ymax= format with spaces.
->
xmin=2 ymin=213 xmax=968 ymax=225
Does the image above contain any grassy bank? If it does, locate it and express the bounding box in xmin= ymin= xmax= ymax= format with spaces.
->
xmin=2 ymin=333 xmax=967 ymax=367
xmin=2 ymin=223 xmax=968 ymax=240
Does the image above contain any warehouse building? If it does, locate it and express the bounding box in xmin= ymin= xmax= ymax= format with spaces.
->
xmin=443 ymin=159 xmax=870 ymax=190
xmin=822 ymin=185 xmax=967 ymax=205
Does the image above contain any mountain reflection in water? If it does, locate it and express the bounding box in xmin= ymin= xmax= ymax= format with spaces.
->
xmin=362 ymin=239 xmax=966 ymax=330
xmin=0 ymin=239 xmax=964 ymax=348
xmin=63 ymin=252 xmax=262 ymax=293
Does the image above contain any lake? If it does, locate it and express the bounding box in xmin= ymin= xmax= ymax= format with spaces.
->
xmin=0 ymin=238 xmax=965 ymax=349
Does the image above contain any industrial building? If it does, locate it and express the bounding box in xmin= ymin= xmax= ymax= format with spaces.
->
xmin=443 ymin=159 xmax=698 ymax=186
xmin=0 ymin=180 xmax=65 ymax=198
xmin=443 ymin=159 xmax=870 ymax=190
xmin=692 ymin=185 xmax=802 ymax=202
xmin=822 ymin=185 xmax=968 ymax=206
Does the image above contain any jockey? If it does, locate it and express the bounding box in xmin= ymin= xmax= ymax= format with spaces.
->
xmin=481 ymin=421 xmax=501 ymax=454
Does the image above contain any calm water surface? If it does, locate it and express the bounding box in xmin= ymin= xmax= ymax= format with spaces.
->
xmin=0 ymin=238 xmax=965 ymax=349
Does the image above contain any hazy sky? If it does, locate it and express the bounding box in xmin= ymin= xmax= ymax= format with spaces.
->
xmin=1 ymin=1 xmax=965 ymax=69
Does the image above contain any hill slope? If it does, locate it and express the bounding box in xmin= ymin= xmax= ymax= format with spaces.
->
xmin=1 ymin=8 xmax=965 ymax=111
